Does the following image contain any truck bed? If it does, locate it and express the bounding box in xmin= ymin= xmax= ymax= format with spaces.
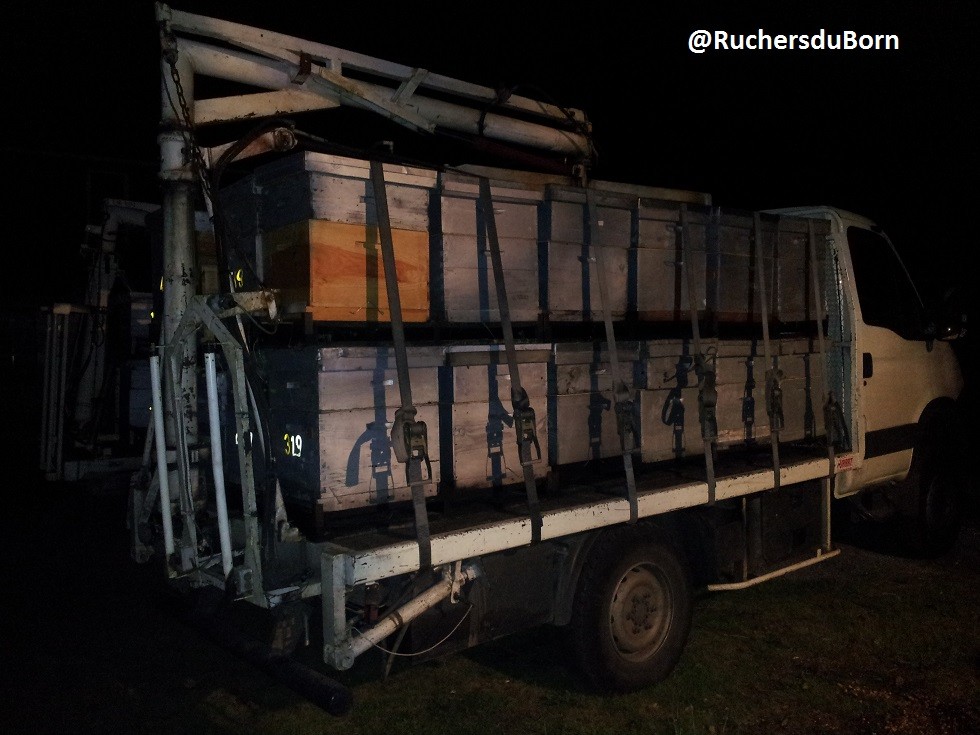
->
xmin=321 ymin=441 xmax=835 ymax=586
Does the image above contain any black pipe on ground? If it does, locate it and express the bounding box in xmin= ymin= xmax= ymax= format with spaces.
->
xmin=186 ymin=601 xmax=354 ymax=717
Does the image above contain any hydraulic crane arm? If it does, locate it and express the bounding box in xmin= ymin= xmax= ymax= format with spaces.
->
xmin=151 ymin=4 xmax=597 ymax=558
xmin=156 ymin=4 xmax=593 ymax=159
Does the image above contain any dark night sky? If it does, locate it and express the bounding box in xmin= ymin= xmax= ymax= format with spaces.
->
xmin=0 ymin=5 xmax=976 ymax=724
xmin=3 ymin=0 xmax=978 ymax=314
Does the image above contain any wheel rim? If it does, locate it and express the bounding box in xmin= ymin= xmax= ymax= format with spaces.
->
xmin=608 ymin=562 xmax=672 ymax=662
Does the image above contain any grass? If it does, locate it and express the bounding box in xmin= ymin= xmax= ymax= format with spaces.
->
xmin=171 ymin=521 xmax=979 ymax=735
xmin=2 ymin=485 xmax=976 ymax=735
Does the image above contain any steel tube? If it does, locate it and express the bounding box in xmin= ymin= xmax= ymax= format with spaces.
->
xmin=707 ymin=548 xmax=841 ymax=591
xmin=40 ymin=311 xmax=55 ymax=473
xmin=159 ymin=41 xmax=199 ymax=488
xmin=55 ymin=310 xmax=71 ymax=476
xmin=150 ymin=355 xmax=176 ymax=557
xmin=821 ymin=476 xmax=833 ymax=552
xmin=349 ymin=565 xmax=479 ymax=660
xmin=205 ymin=352 xmax=234 ymax=578
xmin=189 ymin=601 xmax=354 ymax=716
xmin=180 ymin=38 xmax=590 ymax=157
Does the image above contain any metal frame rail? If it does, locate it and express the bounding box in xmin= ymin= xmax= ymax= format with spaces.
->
xmin=319 ymin=448 xmax=849 ymax=668
xmin=157 ymin=3 xmax=592 ymax=158
xmin=150 ymin=295 xmax=267 ymax=602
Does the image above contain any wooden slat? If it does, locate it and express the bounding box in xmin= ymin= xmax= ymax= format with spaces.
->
xmin=264 ymin=219 xmax=430 ymax=323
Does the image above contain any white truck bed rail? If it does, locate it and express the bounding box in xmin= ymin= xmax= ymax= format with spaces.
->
xmin=332 ymin=454 xmax=841 ymax=587
xmin=315 ymin=448 xmax=844 ymax=670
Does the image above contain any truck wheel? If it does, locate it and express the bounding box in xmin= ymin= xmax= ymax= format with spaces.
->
xmin=570 ymin=527 xmax=692 ymax=692
xmin=909 ymin=457 xmax=962 ymax=557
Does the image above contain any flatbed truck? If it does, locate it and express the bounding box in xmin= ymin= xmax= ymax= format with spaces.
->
xmin=111 ymin=5 xmax=969 ymax=714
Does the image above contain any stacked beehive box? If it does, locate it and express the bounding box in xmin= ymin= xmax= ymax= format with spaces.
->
xmin=445 ymin=346 xmax=551 ymax=490
xmin=438 ymin=173 xmax=543 ymax=323
xmin=221 ymin=154 xmax=435 ymax=322
xmin=541 ymin=187 xmax=632 ymax=321
xmin=220 ymin=152 xmax=832 ymax=515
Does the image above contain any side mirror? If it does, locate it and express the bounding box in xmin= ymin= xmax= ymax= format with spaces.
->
xmin=932 ymin=287 xmax=967 ymax=342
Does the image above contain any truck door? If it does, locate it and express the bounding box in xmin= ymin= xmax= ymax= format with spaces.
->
xmin=838 ymin=221 xmax=952 ymax=492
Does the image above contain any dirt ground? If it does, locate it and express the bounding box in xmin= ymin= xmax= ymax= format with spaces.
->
xmin=1 ymin=475 xmax=976 ymax=735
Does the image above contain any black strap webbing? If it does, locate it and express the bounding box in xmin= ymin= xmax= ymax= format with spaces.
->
xmin=753 ymin=212 xmax=781 ymax=490
xmin=680 ymin=204 xmax=717 ymax=504
xmin=370 ymin=160 xmax=432 ymax=569
xmin=478 ymin=177 xmax=543 ymax=542
xmin=807 ymin=219 xmax=836 ymax=488
xmin=586 ymin=188 xmax=638 ymax=523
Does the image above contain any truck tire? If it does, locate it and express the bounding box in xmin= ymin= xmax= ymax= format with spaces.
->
xmin=570 ymin=526 xmax=692 ymax=692
xmin=908 ymin=453 xmax=963 ymax=558
xmin=904 ymin=406 xmax=967 ymax=558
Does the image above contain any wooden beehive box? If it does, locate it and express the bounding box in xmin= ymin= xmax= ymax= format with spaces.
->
xmin=264 ymin=219 xmax=429 ymax=322
xmin=446 ymin=345 xmax=551 ymax=490
xmin=636 ymin=203 xmax=708 ymax=321
xmin=438 ymin=172 xmax=542 ymax=324
xmin=221 ymin=152 xmax=436 ymax=323
xmin=262 ymin=344 xmax=444 ymax=513
xmin=549 ymin=342 xmax=643 ymax=465
xmin=543 ymin=186 xmax=632 ymax=322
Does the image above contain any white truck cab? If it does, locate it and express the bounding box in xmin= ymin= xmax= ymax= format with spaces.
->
xmin=771 ymin=206 xmax=965 ymax=547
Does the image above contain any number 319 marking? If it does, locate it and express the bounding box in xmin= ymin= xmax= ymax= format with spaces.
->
xmin=284 ymin=433 xmax=303 ymax=458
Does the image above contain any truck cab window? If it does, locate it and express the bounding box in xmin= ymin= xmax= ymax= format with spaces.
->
xmin=846 ymin=226 xmax=925 ymax=340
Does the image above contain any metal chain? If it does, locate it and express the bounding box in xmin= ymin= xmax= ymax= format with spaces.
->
xmin=165 ymin=51 xmax=214 ymax=205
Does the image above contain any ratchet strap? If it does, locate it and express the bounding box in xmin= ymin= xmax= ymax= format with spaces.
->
xmin=754 ymin=213 xmax=782 ymax=490
xmin=680 ymin=204 xmax=717 ymax=504
xmin=807 ymin=218 xmax=836 ymax=489
xmin=478 ymin=177 xmax=543 ymax=542
xmin=586 ymin=188 xmax=638 ymax=523
xmin=660 ymin=356 xmax=692 ymax=459
xmin=370 ymin=160 xmax=432 ymax=569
